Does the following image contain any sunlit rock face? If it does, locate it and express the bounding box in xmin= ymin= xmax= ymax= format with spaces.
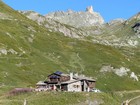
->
xmin=45 ymin=6 xmax=104 ymax=28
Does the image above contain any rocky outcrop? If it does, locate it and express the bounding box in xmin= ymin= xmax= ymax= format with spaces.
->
xmin=20 ymin=10 xmax=140 ymax=47
xmin=19 ymin=11 xmax=45 ymax=25
xmin=100 ymin=66 xmax=131 ymax=77
xmin=100 ymin=65 xmax=139 ymax=81
xmin=108 ymin=18 xmax=126 ymax=26
xmin=86 ymin=6 xmax=94 ymax=13
xmin=129 ymin=12 xmax=140 ymax=21
xmin=132 ymin=22 xmax=140 ymax=35
xmin=20 ymin=11 xmax=86 ymax=38
xmin=45 ymin=6 xmax=104 ymax=28
xmin=125 ymin=12 xmax=140 ymax=26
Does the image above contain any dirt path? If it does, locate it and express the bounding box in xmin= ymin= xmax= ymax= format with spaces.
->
xmin=120 ymin=90 xmax=140 ymax=105
xmin=128 ymin=95 xmax=140 ymax=105
xmin=117 ymin=90 xmax=140 ymax=94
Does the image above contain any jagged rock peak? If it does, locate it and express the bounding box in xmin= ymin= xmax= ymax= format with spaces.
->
xmin=86 ymin=6 xmax=93 ymax=13
xmin=45 ymin=6 xmax=104 ymax=28
xmin=127 ymin=12 xmax=140 ymax=22
xmin=133 ymin=12 xmax=140 ymax=19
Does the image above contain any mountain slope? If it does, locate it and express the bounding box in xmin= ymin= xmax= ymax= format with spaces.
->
xmin=19 ymin=10 xmax=86 ymax=39
xmin=0 ymin=1 xmax=140 ymax=95
xmin=21 ymin=10 xmax=140 ymax=48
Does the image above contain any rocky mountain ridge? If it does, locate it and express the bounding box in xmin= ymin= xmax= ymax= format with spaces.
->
xmin=20 ymin=9 xmax=140 ymax=47
xmin=45 ymin=6 xmax=104 ymax=28
xmin=19 ymin=10 xmax=87 ymax=38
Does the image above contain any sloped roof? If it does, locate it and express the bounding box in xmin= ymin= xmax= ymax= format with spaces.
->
xmin=73 ymin=76 xmax=96 ymax=81
xmin=54 ymin=71 xmax=62 ymax=75
xmin=47 ymin=71 xmax=96 ymax=81
xmin=48 ymin=71 xmax=69 ymax=77
xmin=36 ymin=81 xmax=46 ymax=85
xmin=61 ymin=79 xmax=80 ymax=84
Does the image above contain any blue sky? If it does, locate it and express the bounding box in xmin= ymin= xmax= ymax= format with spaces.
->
xmin=2 ymin=0 xmax=140 ymax=22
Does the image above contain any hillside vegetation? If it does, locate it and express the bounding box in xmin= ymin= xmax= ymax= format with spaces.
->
xmin=0 ymin=0 xmax=140 ymax=95
xmin=1 ymin=1 xmax=140 ymax=105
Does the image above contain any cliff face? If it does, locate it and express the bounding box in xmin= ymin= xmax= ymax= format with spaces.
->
xmin=45 ymin=6 xmax=104 ymax=28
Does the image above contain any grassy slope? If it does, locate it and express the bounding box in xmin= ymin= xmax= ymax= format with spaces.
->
xmin=0 ymin=0 xmax=140 ymax=94
xmin=0 ymin=1 xmax=140 ymax=105
xmin=0 ymin=92 xmax=117 ymax=105
xmin=1 ymin=91 xmax=140 ymax=105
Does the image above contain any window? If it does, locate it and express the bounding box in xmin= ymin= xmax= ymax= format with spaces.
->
xmin=73 ymin=85 xmax=79 ymax=88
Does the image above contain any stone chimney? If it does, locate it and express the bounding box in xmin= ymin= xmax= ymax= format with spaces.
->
xmin=70 ymin=72 xmax=73 ymax=80
xmin=86 ymin=6 xmax=93 ymax=13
